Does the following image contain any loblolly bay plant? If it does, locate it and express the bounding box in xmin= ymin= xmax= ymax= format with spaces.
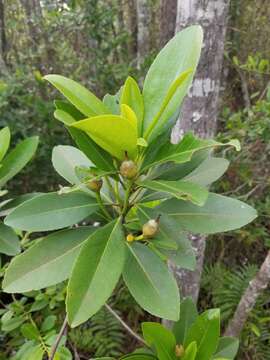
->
xmin=0 ymin=126 xmax=38 ymax=259
xmin=2 ymin=26 xmax=257 ymax=358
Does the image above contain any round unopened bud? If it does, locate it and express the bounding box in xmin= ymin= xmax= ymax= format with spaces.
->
xmin=120 ymin=160 xmax=138 ymax=179
xmin=126 ymin=234 xmax=135 ymax=242
xmin=142 ymin=219 xmax=159 ymax=239
xmin=87 ymin=178 xmax=103 ymax=192
xmin=175 ymin=344 xmax=185 ymax=358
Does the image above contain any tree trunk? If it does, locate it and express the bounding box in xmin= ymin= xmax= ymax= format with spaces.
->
xmin=122 ymin=0 xmax=137 ymax=57
xmin=136 ymin=0 xmax=150 ymax=68
xmin=171 ymin=0 xmax=230 ymax=303
xmin=225 ymin=251 xmax=270 ymax=337
xmin=0 ymin=0 xmax=8 ymax=74
xmin=159 ymin=0 xmax=177 ymax=47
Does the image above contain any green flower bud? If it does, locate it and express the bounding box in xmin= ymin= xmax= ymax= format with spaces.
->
xmin=87 ymin=178 xmax=103 ymax=192
xmin=120 ymin=160 xmax=138 ymax=179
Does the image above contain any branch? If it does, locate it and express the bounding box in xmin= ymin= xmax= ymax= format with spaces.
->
xmin=105 ymin=303 xmax=147 ymax=346
xmin=48 ymin=315 xmax=68 ymax=360
xmin=225 ymin=251 xmax=270 ymax=337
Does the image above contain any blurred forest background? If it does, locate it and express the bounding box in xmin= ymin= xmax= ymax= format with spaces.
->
xmin=0 ymin=0 xmax=270 ymax=359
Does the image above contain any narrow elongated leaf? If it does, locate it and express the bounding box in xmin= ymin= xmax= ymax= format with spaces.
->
xmin=0 ymin=137 xmax=38 ymax=188
xmin=5 ymin=192 xmax=98 ymax=232
xmin=3 ymin=227 xmax=94 ymax=293
xmin=0 ymin=127 xmax=10 ymax=162
xmin=0 ymin=193 xmax=42 ymax=217
xmin=143 ymin=26 xmax=203 ymax=138
xmin=182 ymin=342 xmax=197 ymax=360
xmin=137 ymin=179 xmax=208 ymax=206
xmin=0 ymin=222 xmax=20 ymax=256
xmin=184 ymin=309 xmax=220 ymax=360
xmin=142 ymin=132 xmax=240 ymax=171
xmin=54 ymin=100 xmax=115 ymax=171
xmin=52 ymin=145 xmax=93 ymax=184
xmin=157 ymin=193 xmax=257 ymax=234
xmin=71 ymin=115 xmax=138 ymax=160
xmin=121 ymin=76 xmax=144 ymax=135
xmin=213 ymin=337 xmax=239 ymax=359
xmin=44 ymin=75 xmax=108 ymax=117
xmin=67 ymin=219 xmax=126 ymax=327
xmin=142 ymin=323 xmax=176 ymax=360
xmin=123 ymin=242 xmax=180 ymax=320
xmin=173 ymin=298 xmax=198 ymax=344
xmin=184 ymin=157 xmax=229 ymax=186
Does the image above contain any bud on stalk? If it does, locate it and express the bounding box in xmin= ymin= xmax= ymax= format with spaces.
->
xmin=120 ymin=151 xmax=138 ymax=179
xmin=87 ymin=178 xmax=103 ymax=192
xmin=142 ymin=216 xmax=160 ymax=239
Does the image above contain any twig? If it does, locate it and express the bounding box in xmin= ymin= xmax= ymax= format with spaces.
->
xmin=105 ymin=303 xmax=147 ymax=346
xmin=48 ymin=315 xmax=68 ymax=360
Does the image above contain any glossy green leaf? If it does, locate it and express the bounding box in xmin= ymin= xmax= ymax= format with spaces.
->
xmin=0 ymin=136 xmax=38 ymax=188
xmin=44 ymin=74 xmax=108 ymax=117
xmin=0 ymin=193 xmax=42 ymax=217
xmin=52 ymin=145 xmax=93 ymax=185
xmin=157 ymin=193 xmax=257 ymax=234
xmin=213 ymin=337 xmax=239 ymax=359
xmin=144 ymin=69 xmax=192 ymax=141
xmin=143 ymin=26 xmax=203 ymax=139
xmin=5 ymin=192 xmax=98 ymax=232
xmin=54 ymin=100 xmax=115 ymax=171
xmin=103 ymin=93 xmax=120 ymax=114
xmin=121 ymin=76 xmax=144 ymax=135
xmin=67 ymin=219 xmax=126 ymax=327
xmin=142 ymin=322 xmax=176 ymax=360
xmin=184 ymin=157 xmax=229 ymax=186
xmin=121 ymin=355 xmax=157 ymax=360
xmin=0 ymin=222 xmax=20 ymax=256
xmin=142 ymin=132 xmax=240 ymax=172
xmin=123 ymin=242 xmax=180 ymax=320
xmin=0 ymin=127 xmax=10 ymax=162
xmin=181 ymin=342 xmax=197 ymax=360
xmin=71 ymin=115 xmax=138 ymax=160
xmin=21 ymin=323 xmax=40 ymax=341
xmin=3 ymin=227 xmax=94 ymax=293
xmin=184 ymin=309 xmax=220 ymax=360
xmin=173 ymin=298 xmax=198 ymax=344
xmin=137 ymin=179 xmax=208 ymax=206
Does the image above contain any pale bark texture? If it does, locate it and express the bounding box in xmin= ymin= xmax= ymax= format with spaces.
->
xmin=171 ymin=0 xmax=230 ymax=303
xmin=225 ymin=251 xmax=270 ymax=337
xmin=159 ymin=0 xmax=177 ymax=47
xmin=136 ymin=0 xmax=150 ymax=67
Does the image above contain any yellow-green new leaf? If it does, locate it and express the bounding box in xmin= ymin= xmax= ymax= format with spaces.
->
xmin=0 ymin=127 xmax=10 ymax=162
xmin=71 ymin=115 xmax=138 ymax=160
xmin=67 ymin=219 xmax=126 ymax=327
xmin=44 ymin=74 xmax=108 ymax=117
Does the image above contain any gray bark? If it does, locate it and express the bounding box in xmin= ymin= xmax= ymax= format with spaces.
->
xmin=136 ymin=0 xmax=150 ymax=67
xmin=225 ymin=251 xmax=270 ymax=337
xmin=0 ymin=0 xmax=7 ymax=74
xmin=159 ymin=0 xmax=177 ymax=47
xmin=171 ymin=0 xmax=230 ymax=303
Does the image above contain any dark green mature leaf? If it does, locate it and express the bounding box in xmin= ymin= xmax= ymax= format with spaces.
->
xmin=157 ymin=193 xmax=257 ymax=234
xmin=121 ymin=76 xmax=144 ymax=135
xmin=5 ymin=192 xmax=98 ymax=232
xmin=0 ymin=193 xmax=42 ymax=217
xmin=52 ymin=145 xmax=93 ymax=185
xmin=121 ymin=355 xmax=157 ymax=360
xmin=0 ymin=222 xmax=20 ymax=256
xmin=213 ymin=337 xmax=239 ymax=359
xmin=184 ymin=309 xmax=220 ymax=360
xmin=71 ymin=114 xmax=138 ymax=160
xmin=143 ymin=26 xmax=203 ymax=140
xmin=142 ymin=322 xmax=176 ymax=360
xmin=3 ymin=227 xmax=95 ymax=293
xmin=44 ymin=75 xmax=108 ymax=117
xmin=0 ymin=126 xmax=10 ymax=162
xmin=183 ymin=157 xmax=229 ymax=186
xmin=142 ymin=132 xmax=239 ymax=172
xmin=67 ymin=219 xmax=126 ymax=327
xmin=123 ymin=242 xmax=180 ymax=321
xmin=137 ymin=179 xmax=208 ymax=206
xmin=54 ymin=101 xmax=115 ymax=171
xmin=173 ymin=298 xmax=198 ymax=344
xmin=0 ymin=137 xmax=38 ymax=188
